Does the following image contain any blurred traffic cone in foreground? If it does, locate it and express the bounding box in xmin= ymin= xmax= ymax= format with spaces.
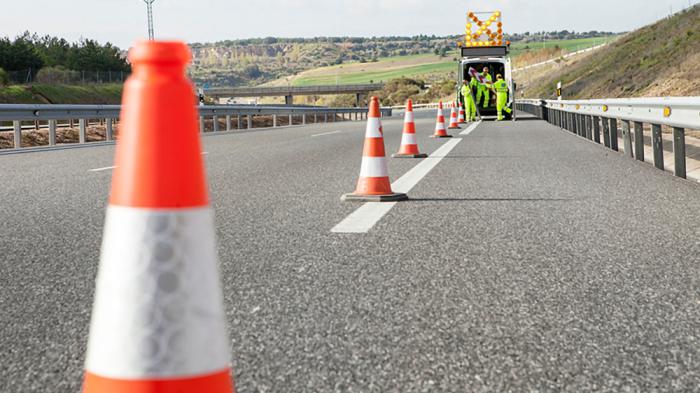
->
xmin=342 ymin=97 xmax=407 ymax=202
xmin=458 ymin=101 xmax=466 ymax=123
xmin=82 ymin=41 xmax=234 ymax=393
xmin=392 ymin=99 xmax=427 ymax=158
xmin=433 ymin=102 xmax=453 ymax=138
xmin=447 ymin=105 xmax=461 ymax=130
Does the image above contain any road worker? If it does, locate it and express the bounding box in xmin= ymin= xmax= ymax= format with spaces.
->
xmin=476 ymin=66 xmax=492 ymax=108
xmin=494 ymin=74 xmax=512 ymax=121
xmin=460 ymin=77 xmax=478 ymax=121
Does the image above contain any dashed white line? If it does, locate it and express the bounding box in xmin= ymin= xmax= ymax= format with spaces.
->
xmin=88 ymin=166 xmax=117 ymax=172
xmin=460 ymin=121 xmax=482 ymax=135
xmin=311 ymin=130 xmax=342 ymax=137
xmin=331 ymin=135 xmax=468 ymax=234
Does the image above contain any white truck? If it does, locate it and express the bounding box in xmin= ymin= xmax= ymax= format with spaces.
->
xmin=457 ymin=11 xmax=516 ymax=120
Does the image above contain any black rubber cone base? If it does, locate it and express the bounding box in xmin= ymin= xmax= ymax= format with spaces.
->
xmin=448 ymin=126 xmax=461 ymax=130
xmin=392 ymin=153 xmax=428 ymax=158
xmin=431 ymin=134 xmax=453 ymax=138
xmin=341 ymin=192 xmax=408 ymax=202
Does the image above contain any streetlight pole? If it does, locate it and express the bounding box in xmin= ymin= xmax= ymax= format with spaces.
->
xmin=143 ymin=0 xmax=156 ymax=40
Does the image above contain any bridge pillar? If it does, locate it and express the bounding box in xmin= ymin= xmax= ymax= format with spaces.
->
xmin=355 ymin=93 xmax=366 ymax=106
xmin=285 ymin=95 xmax=293 ymax=105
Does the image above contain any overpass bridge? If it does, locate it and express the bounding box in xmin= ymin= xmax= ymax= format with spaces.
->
xmin=1 ymin=100 xmax=699 ymax=391
xmin=204 ymin=83 xmax=384 ymax=105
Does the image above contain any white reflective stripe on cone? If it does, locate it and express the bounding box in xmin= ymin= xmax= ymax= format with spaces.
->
xmin=85 ymin=206 xmax=229 ymax=379
xmin=365 ymin=118 xmax=382 ymax=138
xmin=437 ymin=109 xmax=444 ymax=117
xmin=359 ymin=156 xmax=389 ymax=178
xmin=401 ymin=133 xmax=417 ymax=145
xmin=403 ymin=111 xmax=414 ymax=123
xmin=436 ymin=123 xmax=446 ymax=131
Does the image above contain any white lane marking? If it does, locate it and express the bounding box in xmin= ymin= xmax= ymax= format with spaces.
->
xmin=88 ymin=152 xmax=209 ymax=172
xmin=311 ymin=130 xmax=342 ymax=137
xmin=331 ymin=202 xmax=397 ymax=233
xmin=331 ymin=137 xmax=467 ymax=234
xmin=88 ymin=166 xmax=117 ymax=172
xmin=460 ymin=121 xmax=482 ymax=135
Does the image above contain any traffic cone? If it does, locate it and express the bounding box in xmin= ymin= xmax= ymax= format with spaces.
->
xmin=82 ymin=41 xmax=234 ymax=393
xmin=342 ymin=96 xmax=407 ymax=202
xmin=433 ymin=101 xmax=452 ymax=138
xmin=447 ymin=103 xmax=461 ymax=130
xmin=458 ymin=101 xmax=466 ymax=123
xmin=392 ymin=99 xmax=427 ymax=158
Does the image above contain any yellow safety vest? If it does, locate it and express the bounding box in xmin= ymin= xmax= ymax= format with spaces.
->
xmin=494 ymin=79 xmax=508 ymax=93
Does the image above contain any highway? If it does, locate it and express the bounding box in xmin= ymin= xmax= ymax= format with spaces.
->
xmin=1 ymin=111 xmax=699 ymax=391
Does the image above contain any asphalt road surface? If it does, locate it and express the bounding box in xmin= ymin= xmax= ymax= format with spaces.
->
xmin=1 ymin=110 xmax=699 ymax=392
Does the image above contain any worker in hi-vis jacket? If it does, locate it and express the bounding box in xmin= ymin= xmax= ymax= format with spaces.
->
xmin=476 ymin=66 xmax=492 ymax=108
xmin=460 ymin=77 xmax=478 ymax=122
xmin=493 ymin=74 xmax=512 ymax=121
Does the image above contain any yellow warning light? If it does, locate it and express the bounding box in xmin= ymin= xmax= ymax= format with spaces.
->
xmin=485 ymin=21 xmax=492 ymax=27
xmin=468 ymin=11 xmax=474 ymax=17
xmin=466 ymin=23 xmax=472 ymax=28
xmin=602 ymin=105 xmax=609 ymax=112
xmin=497 ymin=22 xmax=502 ymax=27
xmin=494 ymin=11 xmax=501 ymax=17
xmin=663 ymin=106 xmax=672 ymax=117
xmin=497 ymin=40 xmax=503 ymax=46
xmin=477 ymin=21 xmax=483 ymax=26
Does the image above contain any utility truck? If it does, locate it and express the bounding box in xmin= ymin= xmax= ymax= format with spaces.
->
xmin=457 ymin=10 xmax=516 ymax=120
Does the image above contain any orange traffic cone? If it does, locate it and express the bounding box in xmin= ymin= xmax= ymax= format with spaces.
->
xmin=447 ymin=103 xmax=461 ymax=130
xmin=82 ymin=41 xmax=234 ymax=393
xmin=342 ymin=97 xmax=407 ymax=202
xmin=433 ymin=101 xmax=452 ymax=138
xmin=392 ymin=99 xmax=427 ymax=158
xmin=458 ymin=101 xmax=466 ymax=123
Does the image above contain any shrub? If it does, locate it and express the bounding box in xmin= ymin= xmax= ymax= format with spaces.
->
xmin=0 ymin=68 xmax=8 ymax=86
xmin=35 ymin=66 xmax=80 ymax=84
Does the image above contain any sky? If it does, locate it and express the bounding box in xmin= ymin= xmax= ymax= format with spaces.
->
xmin=2 ymin=0 xmax=698 ymax=49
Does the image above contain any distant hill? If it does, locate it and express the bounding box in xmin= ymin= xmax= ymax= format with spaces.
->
xmin=522 ymin=5 xmax=699 ymax=98
xmin=188 ymin=32 xmax=614 ymax=88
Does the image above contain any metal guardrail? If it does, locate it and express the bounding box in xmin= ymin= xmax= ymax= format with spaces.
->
xmin=515 ymin=97 xmax=700 ymax=179
xmin=0 ymin=104 xmax=391 ymax=152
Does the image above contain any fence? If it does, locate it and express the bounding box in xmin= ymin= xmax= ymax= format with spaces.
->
xmin=0 ymin=104 xmax=392 ymax=152
xmin=515 ymin=97 xmax=700 ymax=180
xmin=5 ymin=69 xmax=128 ymax=85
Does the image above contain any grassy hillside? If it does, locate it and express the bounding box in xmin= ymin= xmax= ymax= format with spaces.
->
xmin=0 ymin=84 xmax=122 ymax=104
xmin=523 ymin=5 xmax=699 ymax=99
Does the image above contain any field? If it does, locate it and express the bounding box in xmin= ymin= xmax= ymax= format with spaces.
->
xmin=0 ymin=84 xmax=123 ymax=104
xmin=284 ymin=37 xmax=615 ymax=87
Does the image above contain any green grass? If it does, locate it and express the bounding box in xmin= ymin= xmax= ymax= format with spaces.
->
xmin=293 ymin=62 xmax=455 ymax=86
xmin=510 ymin=36 xmax=615 ymax=56
xmin=0 ymin=84 xmax=122 ymax=104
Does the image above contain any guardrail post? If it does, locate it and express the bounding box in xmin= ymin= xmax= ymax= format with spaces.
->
xmin=273 ymin=114 xmax=277 ymax=128
xmin=247 ymin=114 xmax=253 ymax=129
xmin=602 ymin=117 xmax=610 ymax=148
xmin=199 ymin=116 xmax=204 ymax=133
xmin=324 ymin=113 xmax=328 ymax=123
xmin=575 ymin=114 xmax=582 ymax=136
xmin=592 ymin=116 xmax=600 ymax=143
xmin=79 ymin=118 xmax=87 ymax=143
xmin=609 ymin=118 xmax=618 ymax=151
xmin=633 ymin=122 xmax=644 ymax=162
xmin=48 ymin=119 xmax=57 ymax=145
xmin=288 ymin=114 xmax=293 ymax=126
xmin=105 ymin=119 xmax=112 ymax=142
xmin=314 ymin=113 xmax=318 ymax=123
xmin=568 ymin=113 xmax=574 ymax=133
xmin=585 ymin=116 xmax=592 ymax=139
xmin=673 ymin=127 xmax=686 ymax=179
xmin=652 ymin=124 xmax=664 ymax=170
xmin=622 ymin=120 xmax=633 ymax=157
xmin=225 ymin=115 xmax=231 ymax=131
xmin=13 ymin=120 xmax=21 ymax=149
xmin=302 ymin=113 xmax=306 ymax=125
xmin=212 ymin=115 xmax=219 ymax=132
xmin=237 ymin=115 xmax=242 ymax=130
